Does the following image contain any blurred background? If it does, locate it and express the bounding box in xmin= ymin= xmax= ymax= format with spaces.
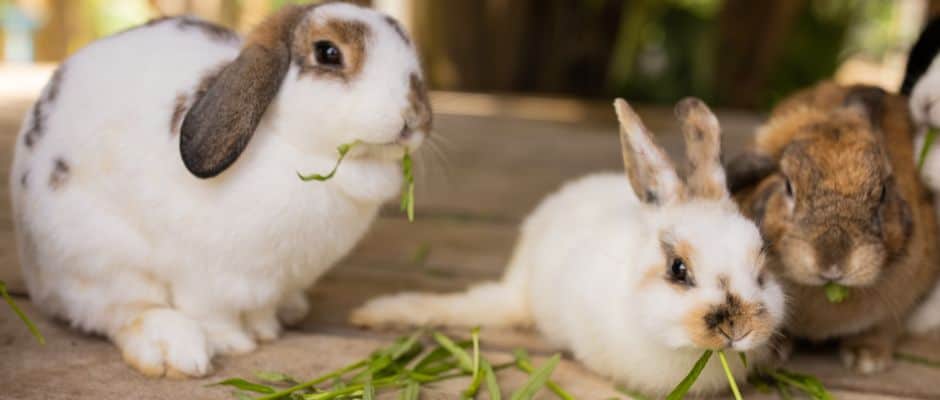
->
xmin=0 ymin=0 xmax=935 ymax=109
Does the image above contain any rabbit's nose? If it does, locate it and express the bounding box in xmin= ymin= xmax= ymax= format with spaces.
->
xmin=819 ymin=265 xmax=844 ymax=281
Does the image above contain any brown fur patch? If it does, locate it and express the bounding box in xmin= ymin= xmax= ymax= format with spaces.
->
xmin=23 ymin=66 xmax=65 ymax=149
xmin=49 ymin=158 xmax=69 ymax=190
xmin=383 ymin=15 xmax=410 ymax=44
xmin=170 ymin=93 xmax=188 ymax=136
xmin=292 ymin=17 xmax=371 ymax=81
xmin=176 ymin=17 xmax=239 ymax=42
xmin=683 ymin=293 xmax=775 ymax=349
xmin=408 ymin=73 xmax=432 ymax=133
xmin=661 ymin=237 xmax=696 ymax=287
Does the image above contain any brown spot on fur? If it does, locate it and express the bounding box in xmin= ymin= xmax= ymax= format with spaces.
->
xmin=408 ymin=73 xmax=432 ymax=133
xmin=170 ymin=93 xmax=188 ymax=136
xmin=384 ymin=15 xmax=410 ymax=44
xmin=176 ymin=17 xmax=239 ymax=42
xmin=23 ymin=66 xmax=65 ymax=149
xmin=661 ymin=237 xmax=696 ymax=287
xmin=683 ymin=293 xmax=775 ymax=349
xmin=293 ymin=17 xmax=371 ymax=81
xmin=49 ymin=158 xmax=69 ymax=190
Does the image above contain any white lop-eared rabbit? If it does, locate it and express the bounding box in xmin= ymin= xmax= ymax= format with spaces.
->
xmin=902 ymin=16 xmax=940 ymax=334
xmin=352 ymin=99 xmax=786 ymax=396
xmin=9 ymin=2 xmax=430 ymax=377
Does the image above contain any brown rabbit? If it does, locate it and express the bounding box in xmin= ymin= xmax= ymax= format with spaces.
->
xmin=728 ymin=81 xmax=940 ymax=374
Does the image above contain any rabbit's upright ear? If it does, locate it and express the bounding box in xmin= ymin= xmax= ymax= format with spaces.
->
xmin=675 ymin=97 xmax=728 ymax=200
xmin=180 ymin=6 xmax=307 ymax=178
xmin=613 ymin=99 xmax=685 ymax=205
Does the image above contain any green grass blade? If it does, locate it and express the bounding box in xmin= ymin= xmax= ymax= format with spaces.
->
xmin=509 ymin=354 xmax=561 ymax=400
xmin=666 ymin=350 xmax=712 ymax=400
xmin=255 ymin=371 xmax=298 ymax=385
xmin=363 ymin=376 xmax=375 ymax=400
xmin=433 ymin=332 xmax=474 ymax=372
xmin=483 ymin=360 xmax=501 ymax=400
xmin=824 ymin=283 xmax=849 ymax=303
xmin=738 ymin=352 xmax=748 ymax=369
xmin=0 ymin=280 xmax=45 ymax=344
xmin=919 ymin=127 xmax=939 ymax=171
xmin=471 ymin=327 xmax=481 ymax=380
xmin=297 ymin=141 xmax=358 ymax=181
xmin=211 ymin=378 xmax=276 ymax=394
xmin=400 ymin=381 xmax=420 ymax=400
xmin=717 ymin=351 xmax=743 ymax=400
xmin=513 ymin=349 xmax=573 ymax=400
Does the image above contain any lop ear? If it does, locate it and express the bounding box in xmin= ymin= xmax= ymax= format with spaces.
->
xmin=613 ymin=98 xmax=684 ymax=205
xmin=180 ymin=6 xmax=306 ymax=178
xmin=675 ymin=97 xmax=727 ymax=200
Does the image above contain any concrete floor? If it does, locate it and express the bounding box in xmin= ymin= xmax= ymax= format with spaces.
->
xmin=1 ymin=66 xmax=939 ymax=399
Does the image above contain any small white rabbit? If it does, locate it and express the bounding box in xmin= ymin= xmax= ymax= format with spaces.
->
xmin=9 ymin=3 xmax=430 ymax=377
xmin=352 ymin=98 xmax=785 ymax=396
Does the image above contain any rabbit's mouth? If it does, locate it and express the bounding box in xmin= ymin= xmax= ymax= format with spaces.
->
xmin=352 ymin=129 xmax=425 ymax=161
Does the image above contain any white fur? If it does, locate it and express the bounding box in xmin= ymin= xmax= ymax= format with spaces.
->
xmin=907 ymin=56 xmax=940 ymax=334
xmin=10 ymin=4 xmax=425 ymax=377
xmin=353 ymin=118 xmax=786 ymax=396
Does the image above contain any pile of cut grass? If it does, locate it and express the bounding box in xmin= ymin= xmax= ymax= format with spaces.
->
xmin=212 ymin=328 xmax=568 ymax=400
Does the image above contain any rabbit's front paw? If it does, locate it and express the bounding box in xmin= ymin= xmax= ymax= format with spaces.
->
xmin=205 ymin=322 xmax=257 ymax=355
xmin=277 ymin=290 xmax=310 ymax=327
xmin=246 ymin=307 xmax=282 ymax=342
xmin=114 ymin=308 xmax=212 ymax=378
xmin=840 ymin=342 xmax=893 ymax=374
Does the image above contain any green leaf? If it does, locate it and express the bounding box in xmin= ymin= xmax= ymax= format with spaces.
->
xmin=212 ymin=378 xmax=276 ymax=394
xmin=0 ymin=280 xmax=45 ymax=344
xmin=400 ymin=381 xmax=421 ymax=400
xmin=483 ymin=360 xmax=501 ymax=400
xmin=411 ymin=243 xmax=432 ymax=266
xmin=233 ymin=391 xmax=254 ymax=400
xmin=824 ymin=282 xmax=849 ymax=303
xmin=513 ymin=349 xmax=573 ymax=400
xmin=666 ymin=350 xmax=712 ymax=400
xmin=363 ymin=376 xmax=376 ymax=400
xmin=400 ymin=151 xmax=416 ymax=222
xmin=918 ymin=127 xmax=939 ymax=171
xmin=509 ymin=354 xmax=561 ymax=400
xmin=717 ymin=351 xmax=743 ymax=400
xmin=297 ymin=141 xmax=359 ymax=181
xmin=255 ymin=371 xmax=297 ymax=384
xmin=433 ymin=332 xmax=474 ymax=372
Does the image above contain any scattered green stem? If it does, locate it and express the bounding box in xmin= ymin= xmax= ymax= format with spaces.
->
xmin=254 ymin=360 xmax=368 ymax=400
xmin=0 ymin=280 xmax=44 ymax=344
xmin=513 ymin=349 xmax=573 ymax=400
xmin=918 ymin=127 xmax=939 ymax=171
xmin=297 ymin=141 xmax=359 ymax=181
xmin=717 ymin=351 xmax=742 ymax=400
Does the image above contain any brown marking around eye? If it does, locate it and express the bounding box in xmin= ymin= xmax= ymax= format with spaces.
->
xmin=661 ymin=238 xmax=696 ymax=287
xmin=24 ymin=66 xmax=65 ymax=149
xmin=408 ymin=73 xmax=432 ymax=133
xmin=292 ymin=17 xmax=371 ymax=81
xmin=49 ymin=157 xmax=70 ymax=190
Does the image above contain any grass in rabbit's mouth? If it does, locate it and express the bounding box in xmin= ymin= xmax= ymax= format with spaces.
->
xmin=297 ymin=140 xmax=417 ymax=222
xmin=918 ymin=127 xmax=939 ymax=171
xmin=211 ymin=329 xmax=565 ymax=400
xmin=824 ymin=282 xmax=849 ymax=303
xmin=0 ymin=280 xmax=44 ymax=344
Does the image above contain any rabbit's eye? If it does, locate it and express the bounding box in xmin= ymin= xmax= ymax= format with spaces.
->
xmin=314 ymin=41 xmax=343 ymax=67
xmin=668 ymin=259 xmax=692 ymax=285
xmin=878 ymin=184 xmax=887 ymax=204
